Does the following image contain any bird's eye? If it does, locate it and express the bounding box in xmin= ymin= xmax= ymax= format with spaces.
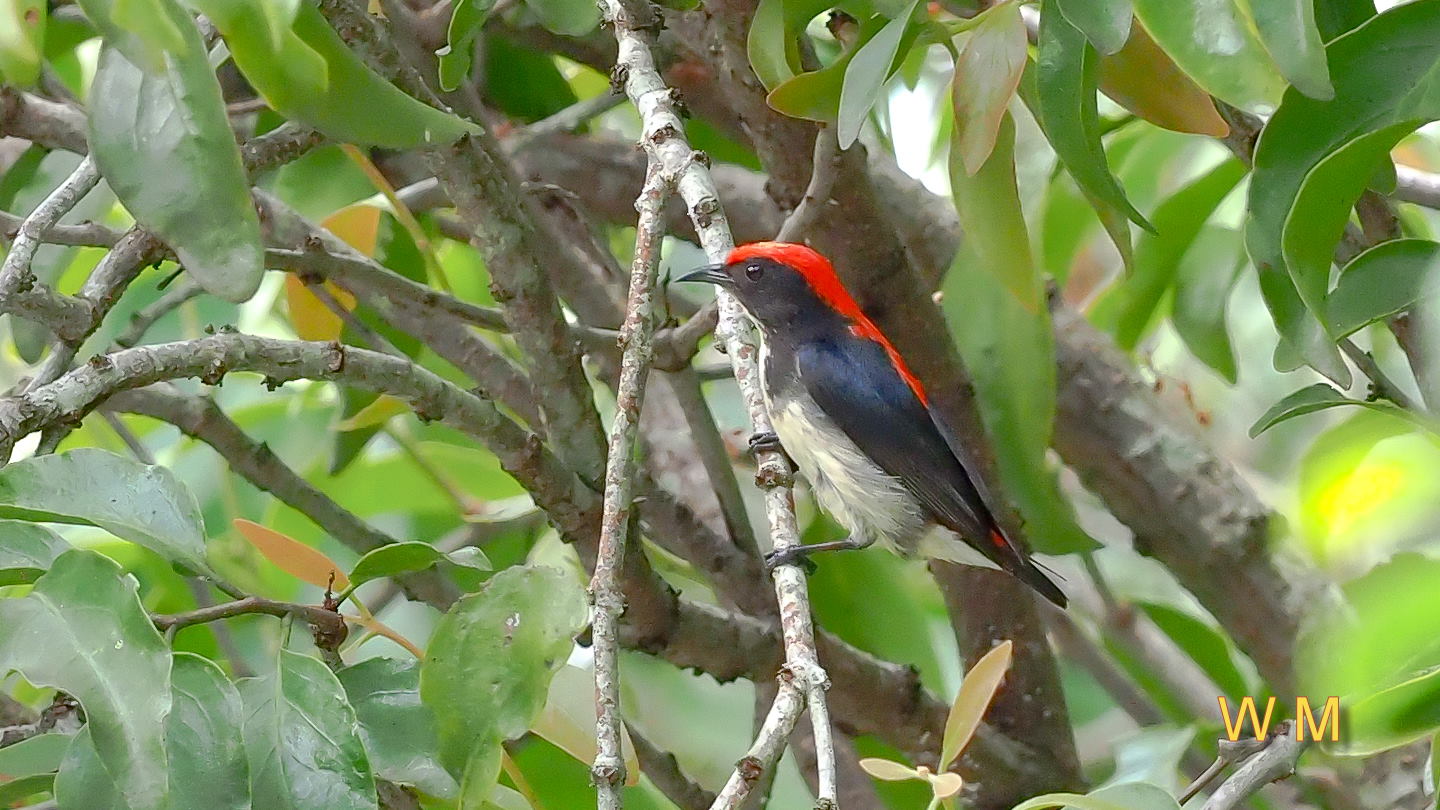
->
xmin=745 ymin=263 xmax=764 ymax=281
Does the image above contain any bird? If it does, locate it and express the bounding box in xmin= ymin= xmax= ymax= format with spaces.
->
xmin=679 ymin=241 xmax=1066 ymax=607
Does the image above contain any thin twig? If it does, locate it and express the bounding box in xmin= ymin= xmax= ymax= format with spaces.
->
xmin=775 ymin=127 xmax=841 ymax=244
xmin=308 ymin=281 xmax=405 ymax=357
xmin=152 ymin=594 xmax=346 ymax=637
xmin=106 ymin=386 xmax=459 ymax=609
xmin=1200 ymin=721 xmax=1305 ymax=810
xmin=602 ymin=1 xmax=836 ymax=807
xmin=509 ymin=91 xmax=625 ymax=153
xmin=1339 ymin=338 xmax=1424 ymax=413
xmin=1178 ymin=735 xmax=1270 ymax=804
xmin=0 ymin=155 xmax=100 ymax=311
xmin=591 ymin=166 xmax=672 ymax=808
xmin=114 ymin=280 xmax=203 ymax=348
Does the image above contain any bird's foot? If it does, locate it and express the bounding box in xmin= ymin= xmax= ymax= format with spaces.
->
xmin=763 ymin=536 xmax=872 ymax=574
xmin=763 ymin=546 xmax=819 ymax=575
xmin=748 ymin=431 xmax=785 ymax=458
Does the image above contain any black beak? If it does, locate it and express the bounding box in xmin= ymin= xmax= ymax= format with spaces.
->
xmin=677 ymin=264 xmax=733 ymax=286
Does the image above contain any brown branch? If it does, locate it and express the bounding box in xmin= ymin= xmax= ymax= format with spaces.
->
xmin=152 ymin=594 xmax=345 ymax=637
xmin=591 ymin=165 xmax=671 ymax=806
xmin=317 ymin=0 xmax=610 ymax=484
xmin=1200 ymin=721 xmax=1304 ymax=810
xmin=101 ymin=386 xmax=459 ymax=609
xmin=628 ymin=726 xmax=717 ymax=810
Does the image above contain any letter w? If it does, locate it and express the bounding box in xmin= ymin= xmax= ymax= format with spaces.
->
xmin=1218 ymin=696 xmax=1275 ymax=741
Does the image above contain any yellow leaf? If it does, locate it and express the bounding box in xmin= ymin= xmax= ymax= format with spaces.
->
xmin=858 ymin=757 xmax=920 ymax=782
xmin=335 ymin=395 xmax=409 ymax=431
xmin=929 ymin=772 xmax=964 ymax=799
xmin=1098 ymin=21 xmax=1229 ymax=137
xmin=233 ymin=518 xmax=349 ymax=589
xmin=530 ymin=666 xmax=641 ymax=786
xmin=284 ymin=275 xmax=357 ymax=341
xmin=941 ymin=639 xmax=1012 ymax=769
xmin=324 ymin=203 xmax=382 ymax=255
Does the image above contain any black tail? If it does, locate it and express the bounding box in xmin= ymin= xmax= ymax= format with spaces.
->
xmin=986 ymin=527 xmax=1067 ymax=608
xmin=1014 ymin=556 xmax=1067 ymax=608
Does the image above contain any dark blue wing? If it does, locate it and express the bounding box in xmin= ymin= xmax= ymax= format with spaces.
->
xmin=795 ymin=336 xmax=1068 ymax=607
xmin=794 ymin=337 xmax=994 ymax=543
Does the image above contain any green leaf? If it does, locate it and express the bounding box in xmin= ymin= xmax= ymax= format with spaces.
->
xmin=420 ymin=565 xmax=586 ymax=802
xmin=0 ymin=772 xmax=54 ymax=805
xmin=837 ymin=0 xmax=923 ymax=148
xmin=524 ymin=0 xmax=600 ymax=36
xmin=337 ymin=658 xmax=458 ymax=799
xmin=1300 ymin=555 xmax=1440 ymax=753
xmin=1034 ymin=2 xmax=1152 ymax=232
xmin=1343 ymin=666 xmax=1440 ymax=754
xmin=437 ymin=0 xmax=495 ymax=91
xmin=950 ymin=2 xmax=1028 ymax=176
xmin=1280 ymin=125 xmax=1416 ymax=353
xmin=1101 ymin=726 xmax=1195 ymax=791
xmin=167 ymin=653 xmax=250 ymax=810
xmin=767 ymin=15 xmax=879 ymax=123
xmin=1130 ymin=0 xmax=1286 ymax=113
xmin=1055 ymin=0 xmax=1132 ymax=55
xmin=1236 ymin=0 xmax=1333 ymax=99
xmin=1010 ymin=793 xmax=1128 ymax=810
xmin=1138 ymin=603 xmax=1253 ymax=701
xmin=747 ymin=0 xmax=834 ymax=90
xmin=0 ymin=449 xmax=210 ymax=575
xmin=941 ymin=641 xmax=1011 ymax=768
xmin=1247 ymin=0 xmax=1440 ymax=382
xmin=0 ymin=0 xmax=45 ymax=85
xmin=1170 ymin=226 xmax=1244 ymax=383
xmin=349 ymin=542 xmax=492 ymax=587
xmin=1085 ymin=782 xmax=1183 ymax=810
xmin=0 ymin=520 xmax=70 ymax=586
xmin=75 ymin=0 xmax=187 ymax=73
xmin=1 ymin=550 xmax=172 ymax=810
xmin=66 ymin=652 xmax=253 ymax=810
xmin=198 ymin=2 xmax=478 ymax=148
xmin=944 ymin=112 xmax=1097 ymax=555
xmin=1248 ymin=383 xmax=1421 ymax=437
xmin=240 ymin=648 xmax=377 ymax=810
xmin=1431 ymin=731 xmax=1439 ymax=807
xmin=1107 ymin=159 xmax=1246 ymax=350
xmin=1314 ymin=0 xmax=1375 ymax=40
xmin=481 ymin=34 xmax=579 ymax=121
xmin=1328 ymin=240 xmax=1440 ymax=339
xmin=55 ymin=727 xmax=126 ymax=810
xmin=89 ymin=17 xmax=264 ymax=303
xmin=0 ymin=732 xmax=73 ymax=778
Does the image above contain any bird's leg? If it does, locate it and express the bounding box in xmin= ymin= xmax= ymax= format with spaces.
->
xmin=763 ymin=535 xmax=875 ymax=573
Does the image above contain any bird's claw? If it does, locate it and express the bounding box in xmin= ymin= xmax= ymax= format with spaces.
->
xmin=763 ymin=546 xmax=819 ymax=575
xmin=748 ymin=431 xmax=784 ymax=457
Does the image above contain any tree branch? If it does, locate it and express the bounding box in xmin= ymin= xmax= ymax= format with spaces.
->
xmin=592 ymin=165 xmax=671 ymax=806
xmin=1200 ymin=721 xmax=1304 ymax=810
xmin=603 ymin=1 xmax=836 ymax=805
xmin=101 ymin=386 xmax=459 ymax=608
xmin=152 ymin=594 xmax=346 ymax=637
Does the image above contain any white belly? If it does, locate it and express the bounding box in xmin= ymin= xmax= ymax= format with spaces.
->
xmin=766 ymin=390 xmax=928 ymax=550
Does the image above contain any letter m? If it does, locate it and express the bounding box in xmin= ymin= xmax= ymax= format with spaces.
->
xmin=1297 ymin=696 xmax=1340 ymax=742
